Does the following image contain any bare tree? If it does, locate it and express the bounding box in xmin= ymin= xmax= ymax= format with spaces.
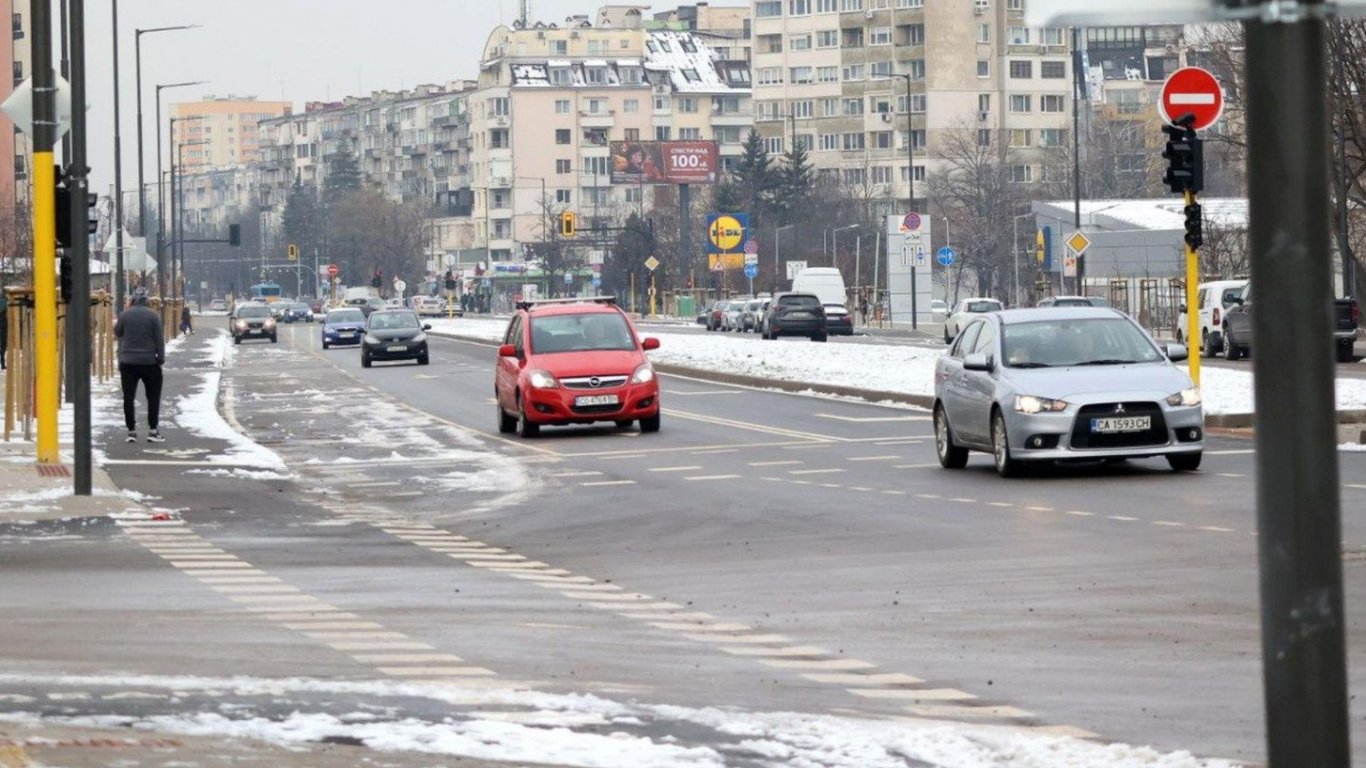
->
xmin=1200 ymin=215 xmax=1249 ymax=279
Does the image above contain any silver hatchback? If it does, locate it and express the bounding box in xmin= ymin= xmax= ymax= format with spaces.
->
xmin=933 ymin=308 xmax=1204 ymax=476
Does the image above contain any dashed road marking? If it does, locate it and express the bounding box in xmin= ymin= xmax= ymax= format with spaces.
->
xmin=949 ymin=497 xmax=976 ymax=503
xmin=988 ymin=502 xmax=1014 ymax=508
xmin=718 ymin=645 xmax=830 ymax=657
xmin=375 ymin=666 xmax=496 ymax=677
xmin=1107 ymin=515 xmax=1138 ymax=522
xmin=907 ymin=704 xmax=1034 ymax=719
xmin=748 ymin=460 xmax=803 ymax=467
xmin=579 ymin=480 xmax=637 ymax=487
xmin=894 ymin=463 xmax=939 ymax=469
xmin=1065 ymin=510 xmax=1095 ymax=517
xmin=553 ymin=471 xmax=604 ymax=478
xmin=685 ymin=474 xmax=742 ymax=481
xmin=1153 ymin=521 xmax=1186 ymax=528
xmin=648 ymin=466 xmax=703 ymax=472
xmin=1025 ymin=506 xmax=1054 ymax=512
xmin=849 ymin=687 xmax=975 ymax=701
xmin=1201 ymin=525 xmax=1236 ymax=533
xmin=802 ymin=672 xmax=924 ymax=686
xmin=759 ymin=658 xmax=876 ymax=671
xmin=1207 ymin=449 xmax=1256 ymax=455
xmin=683 ymin=633 xmax=791 ymax=644
xmin=789 ymin=468 xmax=845 ymax=476
xmin=691 ymin=448 xmax=739 ymax=455
xmin=847 ymin=455 xmax=900 ymax=462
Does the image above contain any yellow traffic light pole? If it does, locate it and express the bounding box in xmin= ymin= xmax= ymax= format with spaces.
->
xmin=1184 ymin=188 xmax=1200 ymax=389
xmin=32 ymin=159 xmax=59 ymax=462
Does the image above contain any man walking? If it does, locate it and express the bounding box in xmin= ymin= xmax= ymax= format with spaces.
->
xmin=115 ymin=288 xmax=166 ymax=443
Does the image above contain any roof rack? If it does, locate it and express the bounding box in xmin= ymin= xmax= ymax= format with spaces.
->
xmin=515 ymin=296 xmax=618 ymax=311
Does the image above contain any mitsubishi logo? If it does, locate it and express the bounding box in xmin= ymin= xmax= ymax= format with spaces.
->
xmin=589 ymin=377 xmax=602 ymax=388
xmin=1114 ymin=404 xmax=1126 ymax=415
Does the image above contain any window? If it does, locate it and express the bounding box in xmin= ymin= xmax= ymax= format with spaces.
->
xmin=870 ymin=27 xmax=892 ymax=45
xmin=1010 ymin=129 xmax=1033 ymax=147
xmin=843 ymin=98 xmax=864 ymax=116
xmin=586 ymin=98 xmax=607 ymax=114
xmin=1043 ymin=27 xmax=1065 ymax=46
xmin=792 ymin=100 xmax=814 ymax=118
xmin=872 ymin=166 xmax=893 ymax=185
xmin=1009 ymin=164 xmax=1033 ymax=183
xmin=842 ymin=132 xmax=865 ymax=150
xmin=655 ymin=126 xmax=671 ymax=140
xmin=551 ymin=40 xmax=567 ymax=55
xmin=977 ymin=24 xmax=990 ymax=43
xmin=624 ymin=98 xmax=639 ymax=113
xmin=906 ymin=60 xmax=925 ymax=79
xmin=790 ymin=34 xmax=812 ymax=50
xmin=818 ymin=0 xmax=838 ymax=10
xmin=678 ymin=97 xmax=698 ymax=113
xmin=756 ymin=0 xmax=783 ymax=16
xmin=871 ymin=61 xmax=893 ymax=79
xmin=823 ymin=98 xmax=840 ymax=117
xmin=1009 ymin=60 xmax=1032 ymax=79
xmin=974 ymin=0 xmax=990 ymax=10
xmin=1009 ymin=94 xmax=1032 ymax=113
xmin=843 ymin=28 xmax=864 ymax=48
xmin=583 ymin=128 xmax=608 ymax=145
xmin=977 ymin=60 xmax=990 ymax=78
xmin=819 ymin=134 xmax=838 ymax=151
xmin=841 ymin=0 xmax=864 ymax=9
xmin=1039 ymin=128 xmax=1066 ymax=147
xmin=816 ymin=30 xmax=839 ymax=48
xmin=790 ymin=66 xmax=814 ymax=84
xmin=625 ymin=187 xmax=643 ymax=204
xmin=715 ymin=126 xmax=743 ymax=143
xmin=1116 ymin=154 xmax=1146 ymax=174
xmin=842 ymin=64 xmax=864 ymax=81
xmin=491 ymin=97 xmax=510 ymax=116
xmin=817 ymin=66 xmax=839 ymax=82
xmin=620 ymin=67 xmax=642 ymax=84
xmin=900 ymin=165 xmax=926 ymax=182
xmin=583 ymin=156 xmax=610 ymax=176
xmin=1041 ymin=61 xmax=1066 ymax=79
xmin=1115 ymin=89 xmax=1143 ymax=114
xmin=978 ymin=94 xmax=992 ymax=112
xmin=1041 ymin=94 xmax=1066 ymax=113
xmin=757 ymin=67 xmax=784 ymax=85
xmin=1009 ymin=26 xmax=1031 ymax=45
xmin=897 ymin=0 xmax=924 ymax=6
xmin=555 ymin=128 xmax=571 ymax=144
xmin=978 ymin=128 xmax=992 ymax=146
xmin=873 ymin=131 xmax=894 ymax=149
xmin=654 ymin=95 xmax=671 ymax=112
xmin=556 ymin=189 xmax=572 ymax=204
xmin=765 ymin=136 xmax=785 ymax=154
xmin=903 ymin=24 xmax=926 ymax=45
xmin=585 ymin=67 xmax=607 ymax=84
xmin=624 ymin=128 xmax=640 ymax=141
xmin=843 ymin=168 xmax=866 ymax=186
xmin=872 ymin=96 xmax=893 ymax=115
xmin=678 ymin=127 xmax=703 ymax=140
xmin=789 ymin=0 xmax=811 ymax=13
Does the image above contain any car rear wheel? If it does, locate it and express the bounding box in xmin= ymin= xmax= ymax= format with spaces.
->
xmin=1222 ymin=327 xmax=1242 ymax=360
xmin=322 ymin=341 xmax=329 ymax=350
xmin=1203 ymin=330 xmax=1219 ymax=358
xmin=944 ymin=327 xmax=953 ymax=344
xmin=517 ymin=397 xmax=540 ymax=438
xmin=497 ymin=400 xmax=517 ymax=434
xmin=1167 ymin=452 xmax=1202 ymax=472
xmin=639 ymin=412 xmax=661 ymax=433
xmin=934 ymin=405 xmax=969 ymax=469
xmin=992 ymin=410 xmax=1023 ymax=478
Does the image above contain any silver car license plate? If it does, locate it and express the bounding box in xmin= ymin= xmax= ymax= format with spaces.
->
xmin=1091 ymin=416 xmax=1151 ymax=433
xmin=388 ymin=345 xmax=408 ymax=352
xmin=339 ymin=332 xmax=354 ymax=338
xmin=575 ymin=394 xmax=619 ymax=407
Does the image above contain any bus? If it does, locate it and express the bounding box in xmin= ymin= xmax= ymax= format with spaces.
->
xmin=249 ymin=282 xmax=283 ymax=303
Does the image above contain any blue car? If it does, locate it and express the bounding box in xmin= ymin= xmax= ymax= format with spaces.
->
xmin=322 ymin=307 xmax=366 ymax=349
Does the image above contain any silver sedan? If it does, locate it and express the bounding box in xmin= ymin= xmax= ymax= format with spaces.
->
xmin=933 ymin=307 xmax=1204 ymax=477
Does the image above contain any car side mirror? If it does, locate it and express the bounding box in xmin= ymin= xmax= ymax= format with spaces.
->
xmin=642 ymin=337 xmax=660 ymax=351
xmin=422 ymin=324 xmax=432 ymax=331
xmin=1165 ymin=343 xmax=1189 ymax=362
xmin=963 ymin=353 xmax=994 ymax=372
xmin=498 ymin=344 xmax=517 ymax=358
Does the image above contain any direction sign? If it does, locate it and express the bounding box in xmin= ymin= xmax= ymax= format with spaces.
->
xmin=644 ymin=255 xmax=661 ymax=272
xmin=936 ymin=247 xmax=956 ymax=267
xmin=326 ymin=264 xmax=340 ymax=278
xmin=592 ymin=275 xmax=602 ymax=287
xmin=743 ymin=264 xmax=758 ymax=279
xmin=1066 ymin=230 xmax=1091 ymax=256
xmin=1159 ymin=67 xmax=1224 ymax=131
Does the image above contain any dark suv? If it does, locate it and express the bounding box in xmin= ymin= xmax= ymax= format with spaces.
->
xmin=762 ymin=293 xmax=827 ymax=342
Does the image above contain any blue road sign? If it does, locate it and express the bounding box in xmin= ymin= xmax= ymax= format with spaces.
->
xmin=592 ymin=275 xmax=602 ymax=287
xmin=936 ymin=246 xmax=957 ymax=267
xmin=743 ymin=264 xmax=759 ymax=279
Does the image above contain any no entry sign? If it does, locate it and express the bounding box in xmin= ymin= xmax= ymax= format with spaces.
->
xmin=1160 ymin=66 xmax=1224 ymax=131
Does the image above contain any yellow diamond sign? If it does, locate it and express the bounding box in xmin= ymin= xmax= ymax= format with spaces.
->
xmin=644 ymin=256 xmax=661 ymax=272
xmin=1066 ymin=230 xmax=1091 ymax=255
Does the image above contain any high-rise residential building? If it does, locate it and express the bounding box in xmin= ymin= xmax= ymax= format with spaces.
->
xmin=470 ymin=17 xmax=751 ymax=262
xmin=653 ymin=2 xmax=752 ymax=62
xmin=1 ymin=0 xmax=31 ymax=212
xmin=750 ymin=0 xmax=1072 ymax=212
xmin=170 ymin=95 xmax=291 ymax=172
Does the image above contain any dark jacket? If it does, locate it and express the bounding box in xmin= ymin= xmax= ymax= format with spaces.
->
xmin=115 ymin=305 xmax=165 ymax=366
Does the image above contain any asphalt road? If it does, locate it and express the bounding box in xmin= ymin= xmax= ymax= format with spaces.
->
xmin=3 ymin=320 xmax=1365 ymax=766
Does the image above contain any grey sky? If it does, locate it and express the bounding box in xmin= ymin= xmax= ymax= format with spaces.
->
xmin=82 ymin=0 xmax=647 ymax=193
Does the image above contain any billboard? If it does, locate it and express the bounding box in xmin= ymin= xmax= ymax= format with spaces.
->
xmin=610 ymin=141 xmax=719 ymax=185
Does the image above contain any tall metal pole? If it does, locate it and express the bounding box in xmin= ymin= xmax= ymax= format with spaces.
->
xmin=31 ymin=0 xmax=60 ymax=463
xmin=135 ymin=30 xmax=145 ymax=237
xmin=1333 ymin=19 xmax=1355 ymax=297
xmin=1243 ymin=3 xmax=1350 ymax=764
xmin=1072 ymin=26 xmax=1084 ymax=294
xmin=156 ymin=85 xmax=164 ymax=296
xmin=679 ymin=183 xmax=691 ymax=301
xmin=112 ymin=0 xmax=125 ymax=309
xmin=899 ymin=73 xmax=917 ymax=331
xmin=60 ymin=0 xmax=74 ymax=405
xmin=169 ymin=129 xmax=177 ymax=305
xmin=69 ymin=0 xmax=92 ymax=495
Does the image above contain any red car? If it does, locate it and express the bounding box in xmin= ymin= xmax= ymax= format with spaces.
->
xmin=495 ymin=297 xmax=662 ymax=437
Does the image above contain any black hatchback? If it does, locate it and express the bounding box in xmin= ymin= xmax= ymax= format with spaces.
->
xmin=761 ymin=292 xmax=827 ymax=342
xmin=361 ymin=310 xmax=431 ymax=368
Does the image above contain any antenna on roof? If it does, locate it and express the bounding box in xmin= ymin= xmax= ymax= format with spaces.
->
xmin=519 ymin=0 xmax=529 ymax=28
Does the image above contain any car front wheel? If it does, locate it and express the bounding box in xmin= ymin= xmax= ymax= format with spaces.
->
xmin=992 ymin=410 xmax=1023 ymax=478
xmin=517 ymin=397 xmax=540 ymax=438
xmin=934 ymin=405 xmax=969 ymax=469
xmin=1167 ymin=452 xmax=1202 ymax=472
xmin=361 ymin=351 xmax=372 ymax=368
xmin=1222 ymin=327 xmax=1242 ymax=360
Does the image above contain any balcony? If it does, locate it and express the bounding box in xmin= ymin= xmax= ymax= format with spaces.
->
xmin=710 ymin=110 xmax=754 ymax=127
xmin=402 ymin=144 xmax=428 ymax=156
xmin=489 ymin=176 xmax=512 ymax=189
xmin=579 ymin=110 xmax=615 ymax=128
xmin=488 ymin=147 xmax=512 ymax=163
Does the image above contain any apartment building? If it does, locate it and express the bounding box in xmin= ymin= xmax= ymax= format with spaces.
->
xmin=750 ymin=0 xmax=1072 ymax=209
xmin=653 ymin=2 xmax=753 ymax=62
xmin=2 ymin=0 xmax=31 ymax=212
xmin=170 ymin=96 xmax=291 ymax=172
xmin=471 ymin=17 xmax=751 ymax=262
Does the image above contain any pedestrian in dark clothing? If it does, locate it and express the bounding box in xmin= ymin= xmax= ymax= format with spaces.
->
xmin=180 ymin=305 xmax=193 ymax=335
xmin=115 ymin=287 xmax=166 ymax=443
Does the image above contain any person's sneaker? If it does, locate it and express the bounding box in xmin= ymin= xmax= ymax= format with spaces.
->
xmin=126 ymin=431 xmax=137 ymax=443
xmin=146 ymin=430 xmax=166 ymax=443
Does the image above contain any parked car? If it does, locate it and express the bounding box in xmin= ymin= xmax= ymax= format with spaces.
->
xmin=930 ymin=299 xmax=948 ymax=322
xmin=230 ymin=303 xmax=277 ymax=345
xmin=1037 ymin=295 xmax=1109 ymax=308
xmin=722 ymin=300 xmax=748 ymax=332
xmin=495 ymin=297 xmax=661 ymax=437
xmin=944 ymin=297 xmax=1004 ymax=343
xmin=361 ymin=309 xmax=431 ymax=367
xmin=209 ymin=299 xmax=227 ymax=312
xmin=321 ymin=307 xmax=367 ymax=349
xmin=761 ymin=293 xmax=827 ymax=341
xmin=1220 ymin=283 xmax=1359 ymax=362
xmin=933 ymin=307 xmax=1203 ymax=477
xmin=824 ymin=304 xmax=853 ymax=336
xmin=309 ymin=299 xmax=325 ymax=315
xmin=704 ymin=300 xmax=727 ymax=331
xmin=741 ymin=299 xmax=768 ymax=332
xmin=1174 ymin=279 xmax=1248 ymax=357
xmin=412 ymin=296 xmax=448 ymax=317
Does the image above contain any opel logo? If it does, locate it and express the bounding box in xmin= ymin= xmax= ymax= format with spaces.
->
xmin=1114 ymin=404 xmax=1126 ymax=414
xmin=589 ymin=377 xmax=601 ymax=388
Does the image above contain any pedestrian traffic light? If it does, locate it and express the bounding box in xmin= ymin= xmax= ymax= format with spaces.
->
xmin=444 ymin=270 xmax=457 ymax=291
xmin=560 ymin=210 xmax=577 ymax=238
xmin=228 ymin=224 xmax=241 ymax=247
xmin=287 ymin=244 xmax=298 ymax=261
xmin=1184 ymin=203 xmax=1203 ymax=249
xmin=371 ymin=270 xmax=383 ymax=289
xmin=1161 ymin=116 xmax=1203 ymax=194
xmin=59 ymin=253 xmax=72 ymax=304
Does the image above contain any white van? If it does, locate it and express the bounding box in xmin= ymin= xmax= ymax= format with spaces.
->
xmin=791 ymin=268 xmax=847 ymax=307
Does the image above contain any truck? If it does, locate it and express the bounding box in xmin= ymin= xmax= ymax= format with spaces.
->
xmin=1220 ymin=282 xmax=1360 ymax=363
xmin=790 ymin=267 xmax=847 ymax=307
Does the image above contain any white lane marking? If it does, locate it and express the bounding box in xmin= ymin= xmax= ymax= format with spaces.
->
xmin=691 ymin=448 xmax=739 ymax=455
xmin=847 ymin=455 xmax=901 ymax=462
xmin=905 ymin=704 xmax=1034 ymax=719
xmin=595 ymin=601 xmax=684 ymax=612
xmin=376 ymin=666 xmax=497 ymax=677
xmin=876 ymin=440 xmax=925 ymax=446
xmin=648 ymin=466 xmax=704 ymax=472
xmin=651 ymin=622 xmax=751 ymax=632
xmin=685 ymin=474 xmax=742 ymax=481
xmin=850 ymin=486 xmax=874 ymax=491
xmin=469 ymin=561 xmax=553 ymax=571
xmin=305 ymin=631 xmax=414 ymax=641
xmin=1025 ymin=506 xmax=1054 ymax=512
xmin=458 ymin=553 xmax=527 ymax=562
xmin=209 ymin=585 xmax=302 ymax=594
xmin=1201 ymin=525 xmax=1236 ymax=533
xmin=552 ymin=471 xmax=604 ymax=478
xmin=759 ymin=658 xmax=876 ymax=670
xmin=1108 ymin=515 xmax=1138 ymax=522
xmin=504 ymin=574 xmax=597 ymax=584
xmin=684 ymin=633 xmax=790 ymax=644
xmin=987 ymin=502 xmax=1014 ymax=508
xmin=283 ymin=621 xmax=385 ymax=631
xmin=389 ymin=491 xmax=424 ymax=498
xmin=326 ymin=641 xmax=434 ymax=651
xmin=352 ymin=653 xmax=466 ymax=664
xmin=1217 ymin=473 xmax=1246 ymax=478
xmin=749 ymin=460 xmax=803 ymax=467
xmin=883 ymin=490 xmax=907 ymax=495
xmin=228 ymin=594 xmax=331 ymax=604
xmin=144 ymin=548 xmax=225 ymax=555
xmin=349 ymin=481 xmax=400 ymax=488
xmin=949 ymin=498 xmax=976 ymax=503
xmin=157 ymin=554 xmax=240 ymax=560
xmin=894 ymin=463 xmax=939 ymax=469
xmin=789 ymin=468 xmax=845 ymax=476
xmin=169 ymin=561 xmax=252 ymax=569
xmin=1347 ymin=484 xmax=1366 ymax=490
xmin=1153 ymin=521 xmax=1186 ymax=527
xmin=1065 ymin=510 xmax=1095 ymax=517
xmin=718 ymin=645 xmax=830 ymax=657
xmin=819 ymin=483 xmax=843 ymax=489
xmin=197 ymin=575 xmax=284 ymax=584
xmin=816 ymin=414 xmax=929 ymax=423
xmin=849 ymin=687 xmax=976 ymax=701
xmin=1207 ymin=449 xmax=1256 ymax=455
xmin=115 ymin=519 xmax=187 ymax=527
xmin=562 ymin=591 xmax=652 ymax=602
xmin=264 ymin=613 xmax=362 ymax=622
xmin=579 ymin=480 xmax=637 ymax=487
xmin=802 ymin=672 xmax=925 ymax=686
xmin=534 ymin=582 xmax=620 ymax=592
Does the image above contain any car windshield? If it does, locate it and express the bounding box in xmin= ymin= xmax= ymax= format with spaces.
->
xmin=1052 ymin=298 xmax=1092 ymax=307
xmin=327 ymin=309 xmax=364 ymax=323
xmin=1002 ymin=318 xmax=1163 ymax=368
xmin=966 ymin=300 xmax=1002 ymax=313
xmin=369 ymin=312 xmax=420 ymax=330
xmin=531 ymin=312 xmax=635 ymax=354
xmin=824 ymin=304 xmax=847 ymax=314
xmin=292 ymin=304 xmax=309 ymax=311
xmin=236 ymin=306 xmax=270 ymax=319
xmin=1220 ymin=287 xmax=1244 ymax=307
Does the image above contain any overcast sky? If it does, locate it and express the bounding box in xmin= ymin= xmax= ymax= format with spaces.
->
xmin=79 ymin=0 xmax=659 ymax=192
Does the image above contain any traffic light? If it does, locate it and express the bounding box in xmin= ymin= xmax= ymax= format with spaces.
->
xmin=59 ymin=253 xmax=72 ymax=304
xmin=287 ymin=244 xmax=298 ymax=261
xmin=560 ymin=210 xmax=577 ymax=238
xmin=444 ymin=270 xmax=457 ymax=291
xmin=1183 ymin=203 xmax=1203 ymax=249
xmin=1161 ymin=116 xmax=1203 ymax=194
xmin=228 ymin=224 xmax=241 ymax=247
xmin=371 ymin=270 xmax=383 ymax=289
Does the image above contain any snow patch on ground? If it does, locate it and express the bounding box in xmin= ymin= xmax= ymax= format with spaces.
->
xmin=184 ymin=468 xmax=295 ymax=481
xmin=174 ymin=367 xmax=286 ymax=471
xmin=1340 ymin=442 xmax=1366 ymax=452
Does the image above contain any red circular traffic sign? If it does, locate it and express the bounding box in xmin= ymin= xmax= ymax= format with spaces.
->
xmin=1160 ymin=67 xmax=1224 ymax=131
xmin=326 ymin=264 xmax=340 ymax=278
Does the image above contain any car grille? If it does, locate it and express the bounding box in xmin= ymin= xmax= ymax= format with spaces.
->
xmin=1070 ymin=402 xmax=1168 ymax=449
xmin=562 ymin=375 xmax=629 ymax=390
xmin=247 ymin=322 xmax=263 ymax=329
xmin=570 ymin=403 xmax=622 ymax=415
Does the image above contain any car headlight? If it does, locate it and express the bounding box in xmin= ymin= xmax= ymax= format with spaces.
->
xmin=1014 ymin=395 xmax=1069 ymax=414
xmin=528 ymin=369 xmax=559 ymax=389
xmin=234 ymin=320 xmax=246 ymax=329
xmin=630 ymin=363 xmax=655 ymax=384
xmin=1166 ymin=388 xmax=1202 ymax=407
xmin=264 ymin=319 xmax=276 ymax=327
xmin=412 ymin=333 xmax=427 ymax=343
xmin=364 ymin=335 xmax=381 ymax=345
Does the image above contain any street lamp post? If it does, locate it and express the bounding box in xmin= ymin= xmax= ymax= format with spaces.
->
xmin=169 ymin=116 xmax=203 ymax=301
xmin=135 ymin=25 xmax=198 ymax=238
xmin=1012 ymin=212 xmax=1033 ymax=309
xmin=774 ymin=224 xmax=795 ymax=291
xmin=894 ymin=73 xmax=916 ymax=210
xmin=154 ymin=80 xmax=207 ymax=295
xmin=831 ymin=224 xmax=858 ymax=269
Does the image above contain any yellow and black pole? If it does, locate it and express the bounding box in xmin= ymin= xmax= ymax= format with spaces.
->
xmin=1183 ymin=188 xmax=1201 ymax=388
xmin=1161 ymin=113 xmax=1203 ymax=388
xmin=30 ymin=0 xmax=59 ymax=463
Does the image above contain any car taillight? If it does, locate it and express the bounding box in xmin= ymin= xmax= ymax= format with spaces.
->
xmin=1212 ymin=307 xmax=1221 ymax=326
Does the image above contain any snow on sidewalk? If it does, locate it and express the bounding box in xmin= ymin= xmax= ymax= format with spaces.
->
xmin=427 ymin=317 xmax=1366 ymax=417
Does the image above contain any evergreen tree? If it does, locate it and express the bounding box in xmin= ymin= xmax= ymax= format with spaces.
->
xmin=281 ymin=181 xmax=323 ymax=258
xmin=729 ymin=129 xmax=776 ymax=224
xmin=322 ymin=153 xmax=363 ymax=205
xmin=775 ymin=140 xmax=816 ymax=225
